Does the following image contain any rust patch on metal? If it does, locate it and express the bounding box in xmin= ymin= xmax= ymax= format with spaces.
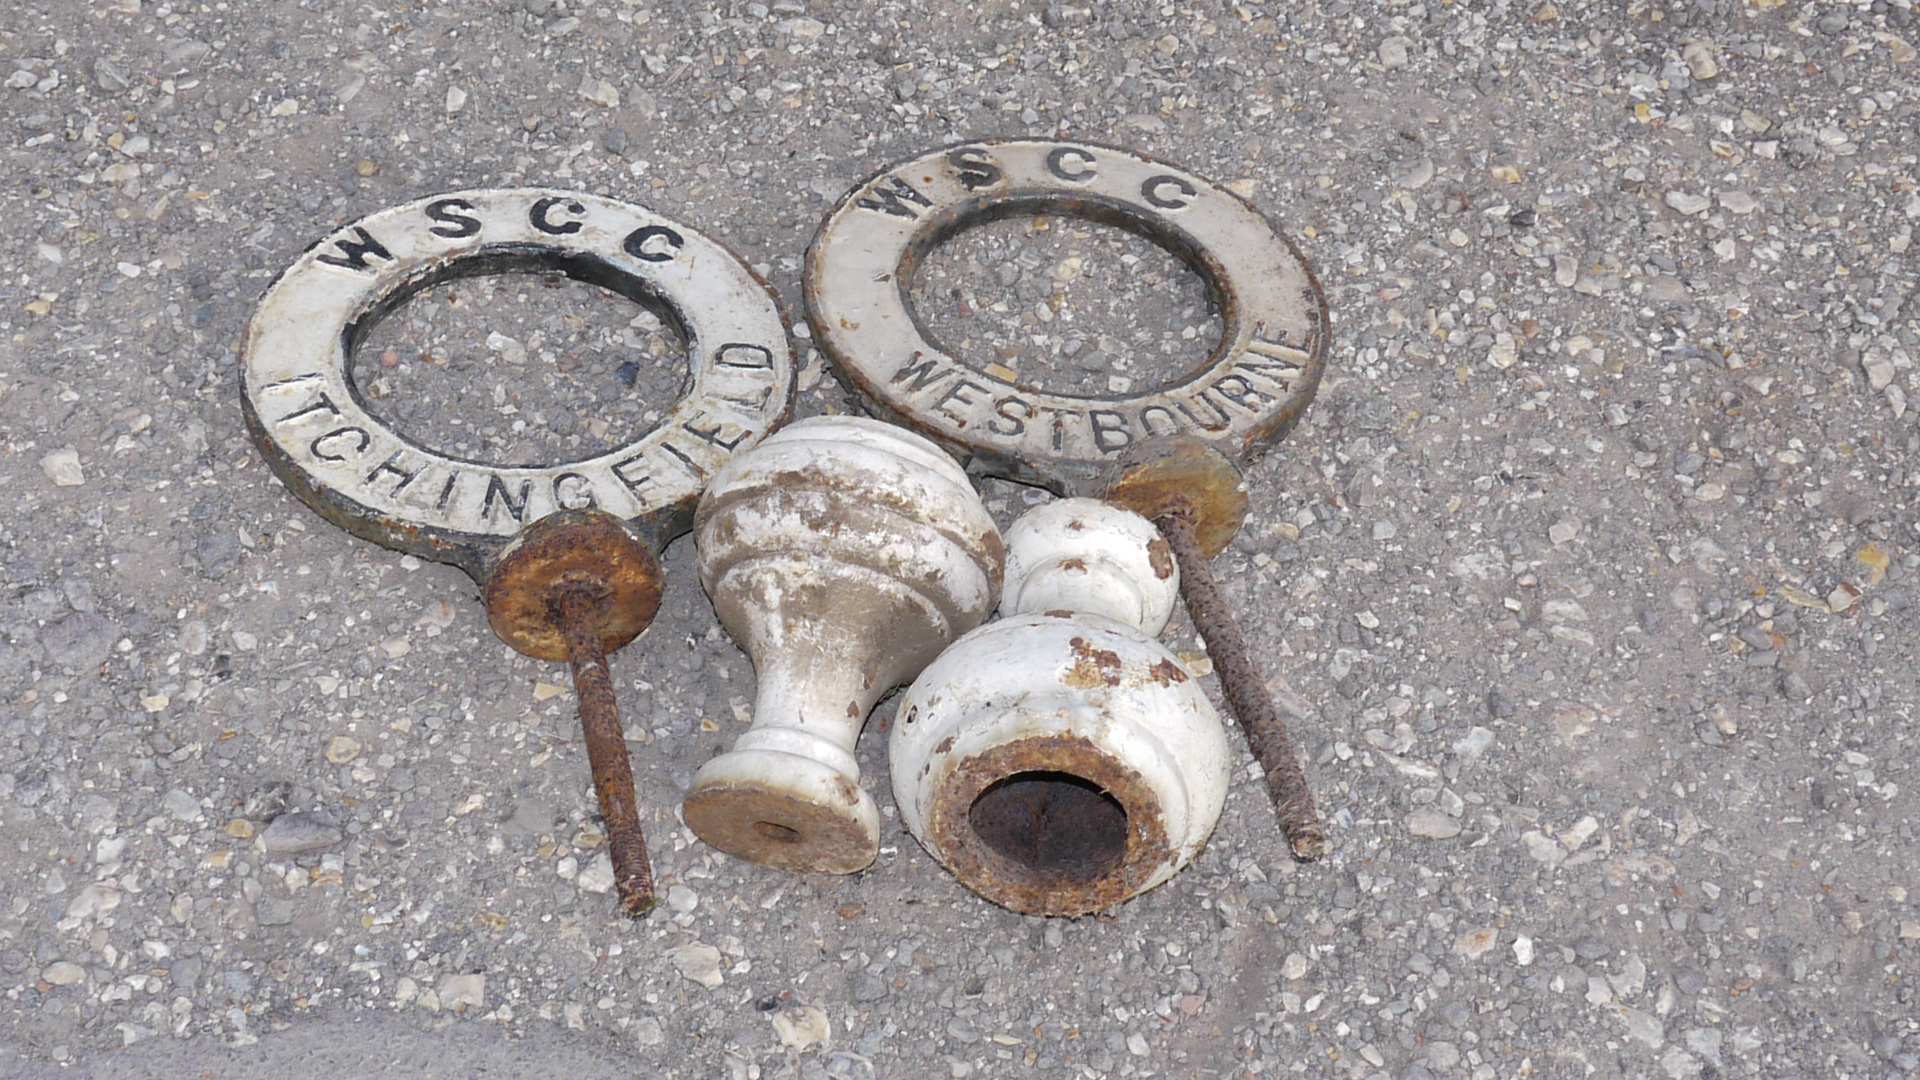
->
xmin=1060 ymin=557 xmax=1087 ymax=573
xmin=1146 ymin=658 xmax=1189 ymax=686
xmin=1063 ymin=635 xmax=1124 ymax=689
xmin=1146 ymin=537 xmax=1175 ymax=581
xmin=924 ymin=734 xmax=1173 ymax=917
xmin=483 ymin=510 xmax=662 ymax=663
xmin=1102 ymin=438 xmax=1248 ymax=559
xmin=934 ymin=735 xmax=955 ymax=755
xmin=979 ymin=528 xmax=1007 ymax=581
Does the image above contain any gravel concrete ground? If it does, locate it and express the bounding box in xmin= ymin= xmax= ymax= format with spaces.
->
xmin=3 ymin=1 xmax=1918 ymax=1078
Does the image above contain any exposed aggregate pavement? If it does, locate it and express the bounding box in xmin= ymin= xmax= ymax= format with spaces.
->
xmin=2 ymin=1 xmax=1919 ymax=1078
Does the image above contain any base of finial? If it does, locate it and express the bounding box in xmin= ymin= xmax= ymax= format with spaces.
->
xmin=683 ymin=749 xmax=880 ymax=875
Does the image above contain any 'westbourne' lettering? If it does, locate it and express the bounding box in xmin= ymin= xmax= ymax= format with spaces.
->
xmin=871 ymin=344 xmax=1302 ymax=457
xmin=986 ymin=396 xmax=1031 ymax=437
xmin=932 ymin=379 xmax=987 ymax=425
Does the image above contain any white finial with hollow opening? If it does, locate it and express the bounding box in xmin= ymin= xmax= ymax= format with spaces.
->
xmin=890 ymin=497 xmax=1231 ymax=916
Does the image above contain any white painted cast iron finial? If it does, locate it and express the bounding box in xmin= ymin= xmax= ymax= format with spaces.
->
xmin=685 ymin=416 xmax=1004 ymax=874
xmin=891 ymin=498 xmax=1232 ymax=916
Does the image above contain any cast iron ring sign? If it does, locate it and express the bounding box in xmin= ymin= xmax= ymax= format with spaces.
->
xmin=805 ymin=140 xmax=1329 ymax=494
xmin=242 ymin=188 xmax=792 ymax=579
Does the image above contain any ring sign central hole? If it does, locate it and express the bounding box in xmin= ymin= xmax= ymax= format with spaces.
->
xmin=968 ymin=770 xmax=1128 ymax=884
xmin=914 ymin=216 xmax=1222 ymax=397
xmin=354 ymin=274 xmax=688 ymax=468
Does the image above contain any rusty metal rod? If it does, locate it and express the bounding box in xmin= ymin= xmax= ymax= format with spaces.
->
xmin=553 ymin=584 xmax=656 ymax=916
xmin=1152 ymin=507 xmax=1328 ymax=861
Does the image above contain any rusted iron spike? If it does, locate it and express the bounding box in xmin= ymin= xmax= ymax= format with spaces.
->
xmin=1101 ymin=438 xmax=1327 ymax=860
xmin=553 ymin=582 xmax=656 ymax=916
xmin=1152 ymin=504 xmax=1328 ymax=862
xmin=483 ymin=510 xmax=666 ymax=918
